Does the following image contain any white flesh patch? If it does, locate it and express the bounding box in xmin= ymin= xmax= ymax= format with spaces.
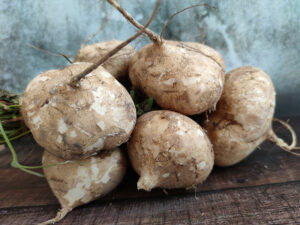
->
xmin=162 ymin=173 xmax=170 ymax=178
xmin=112 ymin=107 xmax=134 ymax=134
xmin=197 ymin=161 xmax=206 ymax=170
xmin=56 ymin=135 xmax=62 ymax=144
xmin=176 ymin=130 xmax=185 ymax=136
xmin=39 ymin=76 xmax=50 ymax=82
xmin=32 ymin=115 xmax=42 ymax=128
xmin=98 ymin=164 xmax=114 ymax=184
xmin=108 ymin=92 xmax=115 ymax=100
xmin=114 ymin=79 xmax=122 ymax=86
xmin=197 ymin=129 xmax=204 ymax=137
xmin=69 ymin=103 xmax=77 ymax=108
xmin=63 ymin=166 xmax=92 ymax=206
xmin=102 ymin=71 xmax=112 ymax=78
xmin=163 ymin=78 xmax=177 ymax=86
xmin=84 ymin=138 xmax=104 ymax=152
xmin=27 ymin=104 xmax=35 ymax=110
xmin=96 ymin=121 xmax=106 ymax=130
xmin=27 ymin=111 xmax=35 ymax=117
xmin=85 ymin=72 xmax=94 ymax=78
xmin=180 ymin=48 xmax=187 ymax=53
xmin=70 ymin=130 xmax=77 ymax=138
xmin=218 ymin=78 xmax=223 ymax=88
xmin=58 ymin=119 xmax=68 ymax=134
xmin=127 ymin=119 xmax=136 ymax=134
xmin=90 ymin=89 xmax=106 ymax=116
xmin=96 ymin=151 xmax=119 ymax=184
xmin=256 ymin=76 xmax=270 ymax=84
xmin=90 ymin=157 xmax=99 ymax=182
xmin=181 ymin=76 xmax=201 ymax=86
xmin=176 ymin=120 xmax=186 ymax=135
xmin=112 ymin=107 xmax=124 ymax=122
xmin=177 ymin=120 xmax=182 ymax=127
xmin=74 ymin=125 xmax=93 ymax=137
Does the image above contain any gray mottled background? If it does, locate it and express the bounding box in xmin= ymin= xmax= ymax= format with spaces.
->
xmin=0 ymin=0 xmax=299 ymax=116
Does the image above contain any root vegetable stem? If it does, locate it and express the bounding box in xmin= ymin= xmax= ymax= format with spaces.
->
xmin=106 ymin=0 xmax=160 ymax=43
xmin=69 ymin=0 xmax=161 ymax=87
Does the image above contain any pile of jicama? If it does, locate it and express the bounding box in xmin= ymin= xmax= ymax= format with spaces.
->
xmin=2 ymin=0 xmax=299 ymax=224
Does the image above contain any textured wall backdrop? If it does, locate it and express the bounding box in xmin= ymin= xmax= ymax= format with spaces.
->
xmin=0 ymin=0 xmax=299 ymax=116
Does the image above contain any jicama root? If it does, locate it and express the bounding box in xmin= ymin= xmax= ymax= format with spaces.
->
xmin=128 ymin=110 xmax=214 ymax=191
xmin=39 ymin=148 xmax=126 ymax=225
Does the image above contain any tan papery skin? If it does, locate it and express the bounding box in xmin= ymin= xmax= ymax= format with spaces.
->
xmin=203 ymin=66 xmax=276 ymax=167
xmin=40 ymin=148 xmax=126 ymax=224
xmin=128 ymin=110 xmax=214 ymax=191
xmin=22 ymin=62 xmax=136 ymax=160
xmin=74 ymin=40 xmax=135 ymax=81
xmin=129 ymin=40 xmax=225 ymax=115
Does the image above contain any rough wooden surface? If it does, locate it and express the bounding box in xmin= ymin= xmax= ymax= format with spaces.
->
xmin=0 ymin=116 xmax=299 ymax=225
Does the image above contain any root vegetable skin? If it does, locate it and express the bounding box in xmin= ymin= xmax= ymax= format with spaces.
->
xmin=203 ymin=66 xmax=276 ymax=166
xmin=129 ymin=40 xmax=225 ymax=115
xmin=74 ymin=40 xmax=135 ymax=80
xmin=22 ymin=62 xmax=136 ymax=159
xmin=128 ymin=110 xmax=214 ymax=191
xmin=40 ymin=148 xmax=126 ymax=224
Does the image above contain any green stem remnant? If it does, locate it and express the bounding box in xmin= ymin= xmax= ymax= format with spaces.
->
xmin=0 ymin=90 xmax=30 ymax=144
xmin=0 ymin=121 xmax=75 ymax=177
xmin=130 ymin=90 xmax=155 ymax=116
xmin=0 ymin=120 xmax=43 ymax=177
xmin=0 ymin=90 xmax=75 ymax=177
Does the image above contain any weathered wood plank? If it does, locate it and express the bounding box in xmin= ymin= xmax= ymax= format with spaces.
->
xmin=0 ymin=134 xmax=43 ymax=168
xmin=0 ymin=117 xmax=299 ymax=209
xmin=1 ymin=181 xmax=299 ymax=225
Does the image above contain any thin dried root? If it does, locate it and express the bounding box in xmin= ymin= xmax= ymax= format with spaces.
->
xmin=27 ymin=44 xmax=72 ymax=64
xmin=267 ymin=118 xmax=300 ymax=156
xmin=38 ymin=208 xmax=70 ymax=225
xmin=81 ymin=6 xmax=113 ymax=46
xmin=160 ymin=4 xmax=216 ymax=41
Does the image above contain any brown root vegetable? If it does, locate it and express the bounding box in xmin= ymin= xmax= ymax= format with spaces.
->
xmin=39 ymin=148 xmax=126 ymax=225
xmin=21 ymin=62 xmax=136 ymax=159
xmin=128 ymin=110 xmax=214 ymax=191
xmin=129 ymin=40 xmax=225 ymax=115
xmin=74 ymin=40 xmax=135 ymax=81
xmin=203 ymin=66 xmax=298 ymax=167
xmin=107 ymin=0 xmax=224 ymax=115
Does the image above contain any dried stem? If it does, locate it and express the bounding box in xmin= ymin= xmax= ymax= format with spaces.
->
xmin=133 ymin=33 xmax=147 ymax=50
xmin=106 ymin=0 xmax=160 ymax=43
xmin=69 ymin=0 xmax=161 ymax=87
xmin=160 ymin=4 xmax=216 ymax=41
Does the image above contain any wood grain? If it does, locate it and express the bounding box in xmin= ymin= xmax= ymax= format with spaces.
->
xmin=0 ymin=116 xmax=299 ymax=224
xmin=1 ymin=182 xmax=299 ymax=225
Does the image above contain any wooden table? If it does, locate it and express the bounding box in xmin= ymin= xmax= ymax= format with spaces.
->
xmin=0 ymin=117 xmax=299 ymax=225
